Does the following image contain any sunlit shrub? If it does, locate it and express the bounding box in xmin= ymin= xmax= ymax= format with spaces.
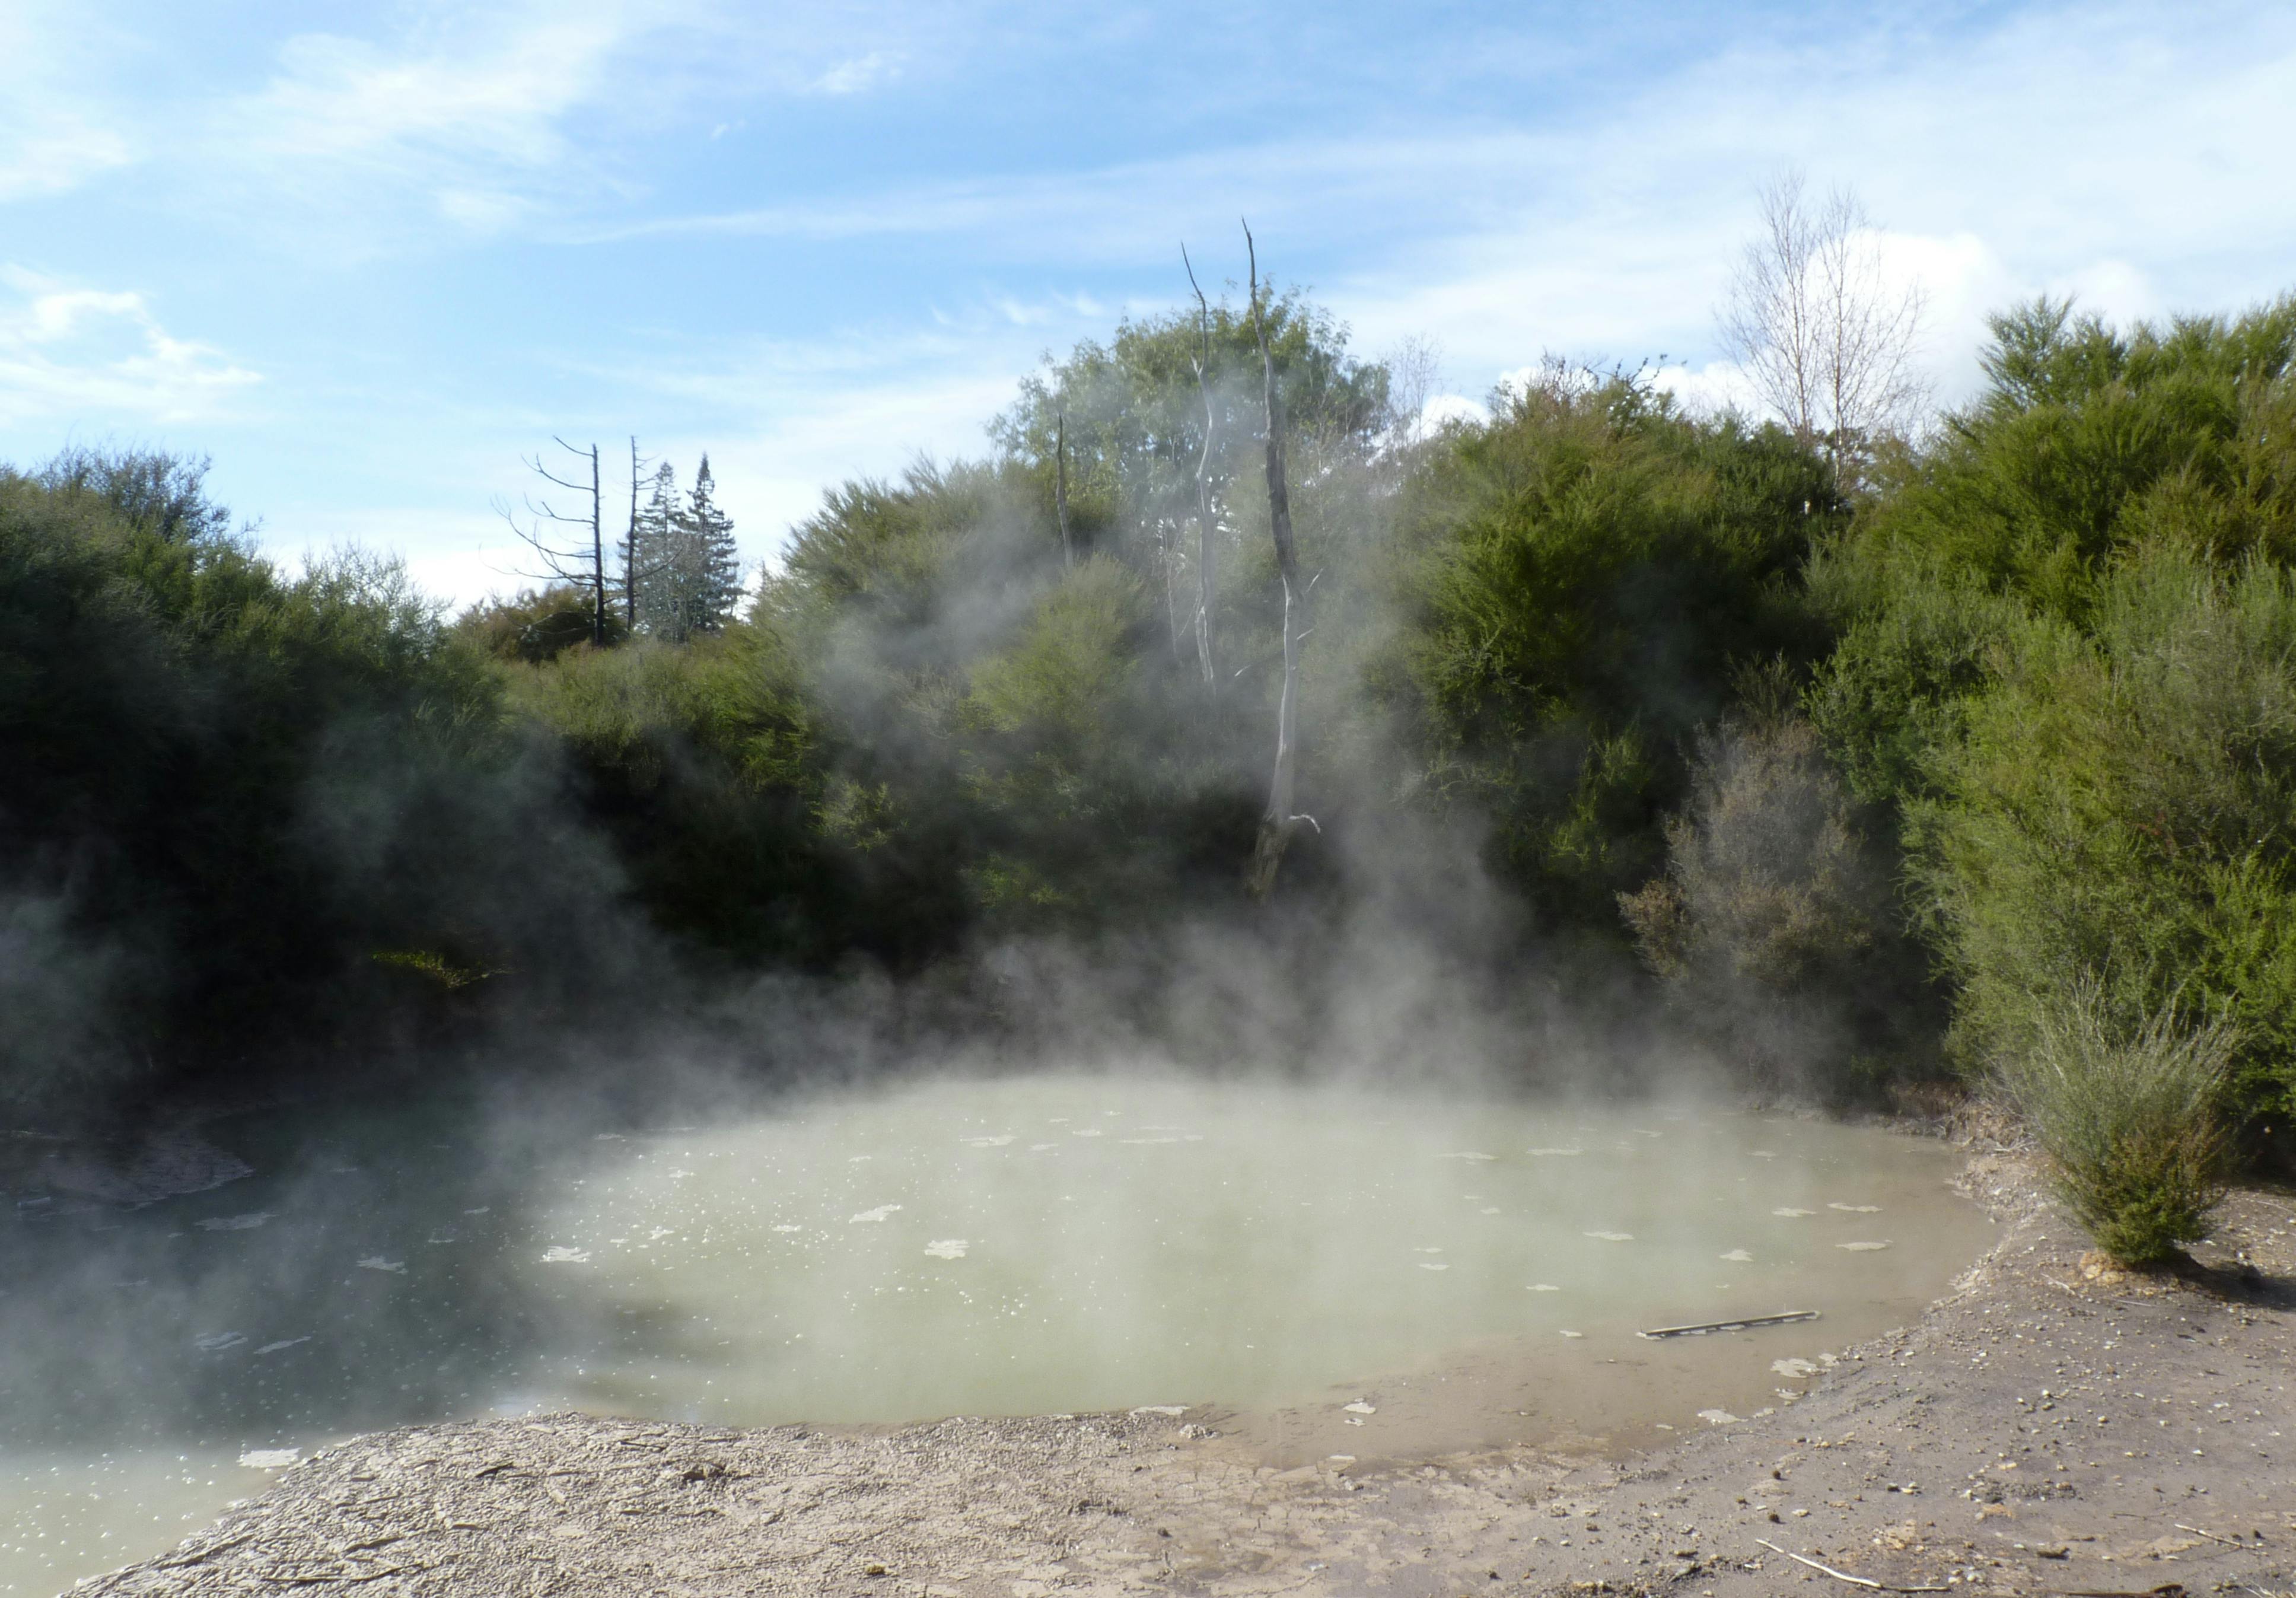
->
xmin=1909 ymin=549 xmax=2296 ymax=1119
xmin=1996 ymin=983 xmax=2236 ymax=1266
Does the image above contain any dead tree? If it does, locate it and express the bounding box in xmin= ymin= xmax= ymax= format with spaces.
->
xmin=621 ymin=435 xmax=659 ymax=627
xmin=1718 ymin=171 xmax=1927 ymax=492
xmin=497 ymin=437 xmax=608 ymax=647
xmin=1183 ymin=244 xmax=1219 ymax=691
xmin=1243 ymin=222 xmax=1315 ymax=900
xmin=1055 ymin=411 xmax=1075 ymax=569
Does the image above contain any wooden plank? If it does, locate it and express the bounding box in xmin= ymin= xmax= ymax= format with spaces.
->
xmin=1638 ymin=1309 xmax=1820 ymax=1339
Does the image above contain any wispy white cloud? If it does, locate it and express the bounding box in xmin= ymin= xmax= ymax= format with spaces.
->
xmin=0 ymin=266 xmax=260 ymax=428
xmin=812 ymin=50 xmax=902 ymax=96
xmin=0 ymin=5 xmax=136 ymax=202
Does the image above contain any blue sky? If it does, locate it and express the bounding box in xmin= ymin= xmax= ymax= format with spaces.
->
xmin=4 ymin=1 xmax=2292 ymax=606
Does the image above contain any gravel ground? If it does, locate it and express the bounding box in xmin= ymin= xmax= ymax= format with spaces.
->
xmin=75 ymin=1145 xmax=2296 ymax=1598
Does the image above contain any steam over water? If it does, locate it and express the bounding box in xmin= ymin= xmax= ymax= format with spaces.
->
xmin=1 ymin=1072 xmax=1991 ymax=1593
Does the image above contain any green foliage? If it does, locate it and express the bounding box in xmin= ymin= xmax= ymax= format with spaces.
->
xmin=1995 ymin=982 xmax=2236 ymax=1266
xmin=0 ymin=460 xmax=629 ymax=1110
xmin=1848 ymin=294 xmax=2296 ymax=617
xmin=34 ymin=443 xmax=237 ymax=543
xmin=502 ymin=625 xmax=871 ymax=962
xmin=1389 ymin=371 xmax=1839 ymax=927
xmin=1907 ymin=549 xmax=2296 ymax=1118
xmin=1814 ymin=296 xmax=2296 ymax=813
xmin=455 ymin=585 xmax=628 ymax=663
xmin=990 ymin=292 xmax=1390 ymax=563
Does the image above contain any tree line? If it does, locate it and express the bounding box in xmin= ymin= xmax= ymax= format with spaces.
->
xmin=5 ymin=187 xmax=2293 ymax=1268
xmin=494 ymin=441 xmax=744 ymax=650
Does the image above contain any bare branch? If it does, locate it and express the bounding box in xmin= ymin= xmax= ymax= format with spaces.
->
xmin=1717 ymin=170 xmax=1929 ymax=491
xmin=1183 ymin=241 xmax=1219 ymax=690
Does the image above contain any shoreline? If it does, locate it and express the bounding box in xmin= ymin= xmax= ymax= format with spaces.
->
xmin=71 ymin=1138 xmax=2296 ymax=1597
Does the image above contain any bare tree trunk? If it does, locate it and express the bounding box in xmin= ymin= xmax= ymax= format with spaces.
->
xmin=499 ymin=437 xmax=611 ymax=648
xmin=1055 ymin=412 xmax=1075 ymax=569
xmin=585 ymin=443 xmax=605 ymax=646
xmin=1244 ymin=223 xmax=1311 ymax=901
xmin=1184 ymin=246 xmax=1219 ymax=691
xmin=623 ymin=437 xmax=645 ymax=627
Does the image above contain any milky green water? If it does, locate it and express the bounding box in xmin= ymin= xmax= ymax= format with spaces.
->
xmin=0 ymin=1072 xmax=1991 ymax=1594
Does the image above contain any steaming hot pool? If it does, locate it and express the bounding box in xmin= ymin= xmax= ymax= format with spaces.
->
xmin=1 ymin=1072 xmax=1992 ymax=1593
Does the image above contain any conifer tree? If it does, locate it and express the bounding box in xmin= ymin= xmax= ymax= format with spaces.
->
xmin=681 ymin=454 xmax=743 ymax=634
xmin=630 ymin=461 xmax=680 ymax=636
xmin=631 ymin=456 xmax=741 ymax=641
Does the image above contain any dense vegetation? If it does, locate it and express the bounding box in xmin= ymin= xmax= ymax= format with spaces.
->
xmin=7 ymin=288 xmax=2295 ymax=1260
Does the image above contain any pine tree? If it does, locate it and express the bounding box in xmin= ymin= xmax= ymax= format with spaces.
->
xmin=631 ymin=456 xmax=741 ymax=641
xmin=680 ymin=454 xmax=743 ymax=634
xmin=630 ymin=461 xmax=680 ymax=637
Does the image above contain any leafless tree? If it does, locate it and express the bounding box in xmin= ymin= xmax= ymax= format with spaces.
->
xmin=1380 ymin=334 xmax=1444 ymax=449
xmin=1718 ymin=171 xmax=1928 ymax=488
xmin=496 ymin=437 xmax=608 ymax=647
xmin=1183 ymin=244 xmax=1220 ymax=692
xmin=1243 ymin=221 xmax=1317 ymax=900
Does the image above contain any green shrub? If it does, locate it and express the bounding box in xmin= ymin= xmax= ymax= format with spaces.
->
xmin=1996 ymin=983 xmax=2236 ymax=1266
xmin=454 ymin=585 xmax=627 ymax=662
xmin=1908 ymin=549 xmax=2296 ymax=1119
xmin=1390 ymin=372 xmax=1838 ymax=929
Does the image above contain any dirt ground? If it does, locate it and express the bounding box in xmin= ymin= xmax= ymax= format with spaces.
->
xmin=79 ymin=1144 xmax=2296 ymax=1598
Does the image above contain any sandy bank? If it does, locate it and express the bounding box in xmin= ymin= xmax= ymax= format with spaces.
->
xmin=76 ymin=1146 xmax=2296 ymax=1597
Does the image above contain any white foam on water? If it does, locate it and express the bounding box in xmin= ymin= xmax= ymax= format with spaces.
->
xmin=1130 ymin=1405 xmax=1186 ymax=1416
xmin=1772 ymin=1358 xmax=1818 ymax=1377
xmin=256 ymin=1338 xmax=311 ymax=1355
xmin=1773 ymin=1207 xmax=1816 ymax=1217
xmin=1480 ymin=1207 xmax=1501 ymax=1215
xmin=1119 ymin=1137 xmax=1182 ymax=1145
xmin=1696 ymin=1408 xmax=1740 ymax=1425
xmin=923 ymin=1239 xmax=969 ymax=1259
xmin=1442 ymin=1151 xmax=1496 ymax=1162
xmin=772 ymin=1224 xmax=802 ymax=1233
xmin=1719 ymin=1249 xmax=1753 ymax=1262
xmin=1029 ymin=1142 xmax=1058 ymax=1151
xmin=1829 ymin=1203 xmax=1881 ymax=1213
xmin=196 ymin=1212 xmax=273 ymax=1232
xmin=193 ymin=1332 xmax=246 ymax=1352
xmin=1749 ymin=1150 xmax=1777 ymax=1159
xmin=540 ymin=1246 xmax=591 ymax=1263
xmin=1584 ymin=1231 xmax=1633 ymax=1242
xmin=1838 ymin=1240 xmax=1891 ymax=1252
xmin=1559 ymin=1330 xmax=1584 ymax=1339
xmin=1526 ymin=1283 xmax=1559 ymax=1292
xmin=1418 ymin=1261 xmax=1449 ymax=1271
xmin=1413 ymin=1246 xmax=1444 ymax=1253
xmin=356 ymin=1256 xmax=405 ymax=1273
xmin=849 ymin=1205 xmax=902 ymax=1224
xmin=1342 ymin=1401 xmax=1376 ymax=1415
xmin=238 ymin=1449 xmax=300 ymax=1470
xmin=1071 ymin=1129 xmax=1103 ymax=1138
xmin=960 ymin=1135 xmax=1015 ymax=1148
xmin=1527 ymin=1147 xmax=1582 ymax=1156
